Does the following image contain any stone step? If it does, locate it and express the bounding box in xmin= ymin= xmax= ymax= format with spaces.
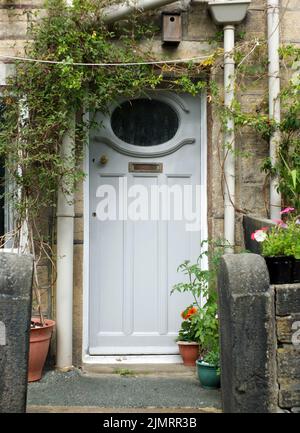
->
xmin=82 ymin=363 xmax=196 ymax=376
xmin=27 ymin=405 xmax=221 ymax=413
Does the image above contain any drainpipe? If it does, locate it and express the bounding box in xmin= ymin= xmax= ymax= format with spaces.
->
xmin=223 ymin=25 xmax=235 ymax=252
xmin=267 ymin=0 xmax=281 ymax=219
xmin=103 ymin=0 xmax=181 ymax=24
xmin=56 ymin=114 xmax=75 ymax=370
xmin=208 ymin=1 xmax=251 ymax=252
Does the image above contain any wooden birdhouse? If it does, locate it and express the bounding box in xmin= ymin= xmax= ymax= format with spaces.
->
xmin=161 ymin=12 xmax=182 ymax=46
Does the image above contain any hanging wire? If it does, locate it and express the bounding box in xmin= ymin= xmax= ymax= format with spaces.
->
xmin=0 ymin=54 xmax=212 ymax=67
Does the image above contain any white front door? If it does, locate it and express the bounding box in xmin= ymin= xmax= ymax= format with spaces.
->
xmin=88 ymin=92 xmax=206 ymax=355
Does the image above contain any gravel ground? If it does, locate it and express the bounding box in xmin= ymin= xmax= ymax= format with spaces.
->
xmin=27 ymin=369 xmax=221 ymax=409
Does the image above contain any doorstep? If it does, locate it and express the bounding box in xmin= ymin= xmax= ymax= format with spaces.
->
xmin=27 ymin=405 xmax=221 ymax=413
xmin=82 ymin=363 xmax=196 ymax=376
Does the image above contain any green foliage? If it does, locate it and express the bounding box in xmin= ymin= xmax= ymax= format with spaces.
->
xmin=195 ymin=295 xmax=219 ymax=354
xmin=177 ymin=308 xmax=200 ymax=343
xmin=172 ymin=240 xmax=225 ymax=354
xmin=0 ymin=0 xmax=214 ymax=317
xmin=0 ymin=0 xmax=209 ymax=247
xmin=209 ymin=40 xmax=300 ymax=215
xmin=0 ymin=0 xmax=163 ymax=224
xmin=262 ymin=47 xmax=300 ymax=212
xmin=260 ymin=212 xmax=300 ymax=259
xmin=114 ymin=368 xmax=135 ymax=377
xmin=261 ymin=226 xmax=289 ymax=257
xmin=282 ymin=221 xmax=300 ymax=259
xmin=203 ymin=348 xmax=220 ymax=369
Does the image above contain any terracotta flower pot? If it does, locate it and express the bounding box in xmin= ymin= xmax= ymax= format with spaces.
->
xmin=178 ymin=341 xmax=200 ymax=366
xmin=28 ymin=318 xmax=55 ymax=382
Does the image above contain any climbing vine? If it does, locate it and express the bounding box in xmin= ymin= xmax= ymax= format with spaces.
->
xmin=209 ymin=38 xmax=300 ymax=215
xmin=0 ymin=0 xmax=212 ymax=316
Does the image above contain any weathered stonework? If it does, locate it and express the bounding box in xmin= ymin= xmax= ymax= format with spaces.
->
xmin=275 ymin=284 xmax=300 ymax=412
xmin=218 ymin=253 xmax=278 ymax=413
xmin=218 ymin=254 xmax=300 ymax=413
xmin=276 ymin=285 xmax=300 ymax=316
xmin=277 ymin=314 xmax=300 ymax=344
xmin=0 ymin=253 xmax=33 ymax=413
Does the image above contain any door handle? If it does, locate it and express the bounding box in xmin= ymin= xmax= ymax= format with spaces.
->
xmin=99 ymin=154 xmax=109 ymax=165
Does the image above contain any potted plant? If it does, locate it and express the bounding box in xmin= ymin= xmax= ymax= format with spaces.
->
xmin=29 ymin=317 xmax=55 ymax=382
xmin=251 ymin=207 xmax=300 ymax=284
xmin=196 ymin=349 xmax=220 ymax=390
xmin=172 ymin=240 xmax=226 ymax=367
xmin=176 ymin=306 xmax=201 ymax=366
xmin=28 ymin=236 xmax=55 ymax=382
xmin=171 ymin=244 xmax=214 ymax=366
xmin=196 ymin=294 xmax=221 ymax=389
xmin=282 ymin=212 xmax=300 ymax=283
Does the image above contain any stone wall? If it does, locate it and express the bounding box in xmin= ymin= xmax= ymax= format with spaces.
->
xmin=276 ymin=284 xmax=300 ymax=412
xmin=218 ymin=253 xmax=300 ymax=413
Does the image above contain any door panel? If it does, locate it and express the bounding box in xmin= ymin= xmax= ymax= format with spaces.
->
xmin=89 ymin=93 xmax=203 ymax=355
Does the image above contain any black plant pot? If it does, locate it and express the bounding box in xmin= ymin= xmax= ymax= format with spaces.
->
xmin=293 ymin=259 xmax=300 ymax=284
xmin=264 ymin=255 xmax=294 ymax=284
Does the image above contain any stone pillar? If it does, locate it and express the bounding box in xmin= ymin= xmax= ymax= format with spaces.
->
xmin=0 ymin=253 xmax=33 ymax=413
xmin=218 ymin=253 xmax=278 ymax=412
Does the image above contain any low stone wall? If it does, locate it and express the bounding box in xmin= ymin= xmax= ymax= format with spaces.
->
xmin=275 ymin=284 xmax=300 ymax=412
xmin=218 ymin=254 xmax=300 ymax=413
xmin=0 ymin=253 xmax=33 ymax=413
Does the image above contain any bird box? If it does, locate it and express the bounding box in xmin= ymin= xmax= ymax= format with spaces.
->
xmin=162 ymin=12 xmax=182 ymax=45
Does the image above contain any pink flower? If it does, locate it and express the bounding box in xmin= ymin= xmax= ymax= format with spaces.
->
xmin=272 ymin=219 xmax=288 ymax=228
xmin=251 ymin=229 xmax=268 ymax=242
xmin=280 ymin=207 xmax=295 ymax=215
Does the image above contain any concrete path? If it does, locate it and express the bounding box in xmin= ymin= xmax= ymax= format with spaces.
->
xmin=27 ymin=369 xmax=222 ymax=413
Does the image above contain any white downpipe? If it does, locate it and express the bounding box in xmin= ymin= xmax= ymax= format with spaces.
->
xmin=223 ymin=25 xmax=235 ymax=252
xmin=102 ymin=0 xmax=178 ymax=24
xmin=267 ymin=0 xmax=281 ymax=219
xmin=56 ymin=114 xmax=75 ymax=369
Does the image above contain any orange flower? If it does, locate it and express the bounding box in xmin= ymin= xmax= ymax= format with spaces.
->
xmin=181 ymin=306 xmax=197 ymax=320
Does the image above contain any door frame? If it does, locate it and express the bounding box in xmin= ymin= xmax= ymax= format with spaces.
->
xmin=82 ymin=90 xmax=208 ymax=365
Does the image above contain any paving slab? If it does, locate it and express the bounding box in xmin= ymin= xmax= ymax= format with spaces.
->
xmin=27 ymin=369 xmax=221 ymax=412
xmin=27 ymin=405 xmax=221 ymax=413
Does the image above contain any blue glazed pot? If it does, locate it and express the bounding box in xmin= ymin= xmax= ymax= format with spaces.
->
xmin=196 ymin=360 xmax=221 ymax=389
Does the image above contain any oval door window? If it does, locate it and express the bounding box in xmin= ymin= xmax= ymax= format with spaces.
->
xmin=111 ymin=98 xmax=179 ymax=146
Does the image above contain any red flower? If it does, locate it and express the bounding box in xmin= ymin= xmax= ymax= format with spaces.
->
xmin=181 ymin=306 xmax=198 ymax=320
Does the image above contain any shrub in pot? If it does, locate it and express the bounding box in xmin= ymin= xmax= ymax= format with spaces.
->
xmin=28 ymin=317 xmax=55 ymax=382
xmin=196 ymin=349 xmax=220 ymax=390
xmin=28 ymin=270 xmax=55 ymax=382
xmin=176 ymin=306 xmax=201 ymax=366
xmin=283 ymin=218 xmax=300 ymax=283
xmin=172 ymin=240 xmax=225 ymax=367
xmin=251 ymin=207 xmax=300 ymax=284
xmin=196 ymin=294 xmax=221 ymax=389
